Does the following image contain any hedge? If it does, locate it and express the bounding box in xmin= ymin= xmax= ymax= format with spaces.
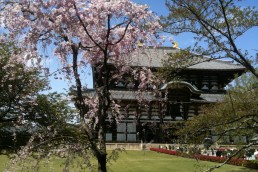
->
xmin=150 ymin=148 xmax=258 ymax=170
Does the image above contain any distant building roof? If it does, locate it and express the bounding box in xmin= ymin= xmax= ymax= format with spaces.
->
xmin=122 ymin=47 xmax=245 ymax=71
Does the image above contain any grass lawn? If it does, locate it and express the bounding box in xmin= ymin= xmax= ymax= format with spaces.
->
xmin=0 ymin=150 xmax=256 ymax=172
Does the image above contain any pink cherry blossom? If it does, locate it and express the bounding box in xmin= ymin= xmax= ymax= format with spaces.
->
xmin=2 ymin=1 xmax=162 ymax=171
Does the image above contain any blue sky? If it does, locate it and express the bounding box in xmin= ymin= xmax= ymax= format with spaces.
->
xmin=47 ymin=0 xmax=258 ymax=93
xmin=133 ymin=0 xmax=169 ymax=16
xmin=132 ymin=0 xmax=258 ymax=50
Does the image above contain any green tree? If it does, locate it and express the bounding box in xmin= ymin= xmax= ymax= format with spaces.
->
xmin=0 ymin=40 xmax=77 ymax=154
xmin=161 ymin=0 xmax=258 ymax=78
xmin=0 ymin=93 xmax=76 ymax=152
xmin=0 ymin=39 xmax=47 ymax=127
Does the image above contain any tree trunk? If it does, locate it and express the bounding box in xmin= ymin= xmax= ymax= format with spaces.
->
xmin=97 ymin=153 xmax=107 ymax=172
xmin=97 ymin=125 xmax=107 ymax=172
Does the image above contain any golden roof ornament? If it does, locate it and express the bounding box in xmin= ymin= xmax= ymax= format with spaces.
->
xmin=172 ymin=41 xmax=179 ymax=49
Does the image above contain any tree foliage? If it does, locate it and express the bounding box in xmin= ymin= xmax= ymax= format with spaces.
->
xmin=161 ymin=0 xmax=258 ymax=78
xmin=0 ymin=39 xmax=78 ymax=156
xmin=157 ymin=48 xmax=203 ymax=81
xmin=0 ymin=38 xmax=47 ymax=127
xmin=0 ymin=93 xmax=76 ymax=152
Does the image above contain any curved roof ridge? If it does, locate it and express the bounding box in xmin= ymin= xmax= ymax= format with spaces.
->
xmin=160 ymin=81 xmax=202 ymax=95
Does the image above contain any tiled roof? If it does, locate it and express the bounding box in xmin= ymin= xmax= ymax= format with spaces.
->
xmin=188 ymin=58 xmax=245 ymax=70
xmin=123 ymin=47 xmax=245 ymax=71
xmin=123 ymin=47 xmax=178 ymax=68
xmin=109 ymin=90 xmax=225 ymax=103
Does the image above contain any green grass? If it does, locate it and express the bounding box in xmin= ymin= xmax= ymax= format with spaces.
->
xmin=0 ymin=151 xmax=257 ymax=172
xmin=108 ymin=151 xmax=256 ymax=172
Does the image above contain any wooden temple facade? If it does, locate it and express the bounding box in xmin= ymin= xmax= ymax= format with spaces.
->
xmin=101 ymin=47 xmax=245 ymax=143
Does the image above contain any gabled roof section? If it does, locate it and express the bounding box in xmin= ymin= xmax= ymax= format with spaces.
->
xmin=160 ymin=81 xmax=202 ymax=96
xmin=124 ymin=47 xmax=245 ymax=71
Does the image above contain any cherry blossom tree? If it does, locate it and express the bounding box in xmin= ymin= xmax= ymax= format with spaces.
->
xmin=2 ymin=0 xmax=161 ymax=171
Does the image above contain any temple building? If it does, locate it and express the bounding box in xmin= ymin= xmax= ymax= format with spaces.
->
xmin=102 ymin=47 xmax=245 ymax=143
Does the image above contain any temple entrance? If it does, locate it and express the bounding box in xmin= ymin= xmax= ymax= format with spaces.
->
xmin=140 ymin=122 xmax=157 ymax=143
xmin=165 ymin=86 xmax=192 ymax=120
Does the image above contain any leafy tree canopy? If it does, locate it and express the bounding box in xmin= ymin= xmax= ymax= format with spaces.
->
xmin=0 ymin=38 xmax=47 ymax=126
xmin=0 ymin=39 xmax=77 ymax=154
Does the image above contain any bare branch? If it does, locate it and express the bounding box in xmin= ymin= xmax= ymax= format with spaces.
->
xmin=73 ymin=3 xmax=105 ymax=52
xmin=109 ymin=20 xmax=132 ymax=45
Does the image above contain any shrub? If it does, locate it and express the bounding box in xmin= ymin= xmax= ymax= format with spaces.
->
xmin=149 ymin=148 xmax=258 ymax=170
